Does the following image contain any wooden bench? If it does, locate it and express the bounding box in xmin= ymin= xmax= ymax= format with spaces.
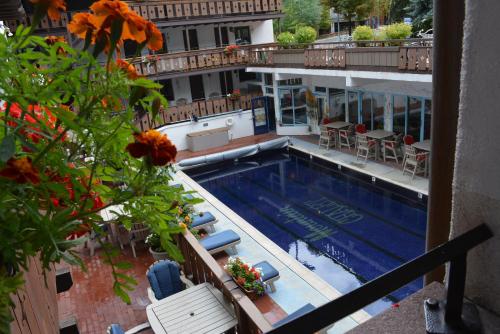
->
xmin=186 ymin=126 xmax=229 ymax=152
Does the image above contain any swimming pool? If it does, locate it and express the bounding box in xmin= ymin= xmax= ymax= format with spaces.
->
xmin=186 ymin=148 xmax=427 ymax=315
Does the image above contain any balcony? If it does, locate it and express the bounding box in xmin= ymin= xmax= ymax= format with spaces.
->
xmin=126 ymin=0 xmax=283 ymax=26
xmin=134 ymin=93 xmax=260 ymax=131
xmin=248 ymin=39 xmax=433 ymax=73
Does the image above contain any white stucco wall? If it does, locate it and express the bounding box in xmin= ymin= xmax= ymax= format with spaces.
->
xmin=449 ymin=0 xmax=500 ymax=315
xmin=158 ymin=110 xmax=255 ymax=151
xmin=249 ymin=20 xmax=274 ymax=44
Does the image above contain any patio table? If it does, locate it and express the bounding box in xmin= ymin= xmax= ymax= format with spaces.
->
xmin=412 ymin=139 xmax=431 ymax=152
xmin=364 ymin=130 xmax=395 ymax=160
xmin=146 ymin=282 xmax=237 ymax=334
xmin=325 ymin=122 xmax=352 ymax=148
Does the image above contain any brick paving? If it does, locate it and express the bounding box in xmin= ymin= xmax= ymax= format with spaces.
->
xmin=58 ymin=243 xmax=287 ymax=333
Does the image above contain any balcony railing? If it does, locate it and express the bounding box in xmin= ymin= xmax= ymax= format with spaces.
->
xmin=131 ymin=43 xmax=276 ymax=77
xmin=126 ymin=0 xmax=283 ymax=21
xmin=176 ymin=230 xmax=273 ymax=334
xmin=134 ymin=93 xmax=260 ymax=131
xmin=248 ymin=39 xmax=433 ymax=73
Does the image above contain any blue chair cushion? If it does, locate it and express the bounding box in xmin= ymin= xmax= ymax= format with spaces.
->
xmin=147 ymin=260 xmax=184 ymax=300
xmin=254 ymin=261 xmax=279 ymax=282
xmin=200 ymin=230 xmax=240 ymax=251
xmin=108 ymin=324 xmax=125 ymax=334
xmin=273 ymin=303 xmax=315 ymax=328
xmin=191 ymin=212 xmax=216 ymax=228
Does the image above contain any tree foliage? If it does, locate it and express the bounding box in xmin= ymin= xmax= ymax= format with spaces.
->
xmin=330 ymin=0 xmax=373 ymax=34
xmin=405 ymin=0 xmax=433 ymax=34
xmin=280 ymin=0 xmax=323 ymax=32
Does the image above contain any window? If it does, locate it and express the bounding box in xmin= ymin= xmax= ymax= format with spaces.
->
xmin=361 ymin=93 xmax=372 ymax=129
xmin=408 ymin=97 xmax=422 ymax=141
xmin=372 ymin=94 xmax=385 ymax=130
xmin=424 ymin=100 xmax=432 ymax=140
xmin=264 ymin=74 xmax=273 ymax=86
xmin=124 ymin=40 xmax=138 ymax=58
xmin=393 ymin=95 xmax=406 ymax=135
xmin=315 ymin=86 xmax=327 ymax=93
xmin=159 ymin=79 xmax=174 ymax=101
xmin=279 ymin=87 xmax=308 ymax=125
xmin=278 ymin=78 xmax=302 ymax=86
xmin=238 ymin=69 xmax=257 ymax=82
xmin=328 ymin=88 xmax=345 ymax=121
xmin=234 ymin=26 xmax=251 ymax=45
xmin=348 ymin=91 xmax=359 ymax=124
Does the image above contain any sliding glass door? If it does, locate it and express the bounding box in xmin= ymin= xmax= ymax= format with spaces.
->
xmin=279 ymin=87 xmax=308 ymax=125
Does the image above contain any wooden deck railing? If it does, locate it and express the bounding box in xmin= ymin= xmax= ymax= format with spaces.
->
xmin=176 ymin=231 xmax=273 ymax=334
xmin=126 ymin=0 xmax=283 ymax=20
xmin=247 ymin=39 xmax=433 ymax=72
xmin=135 ymin=93 xmax=259 ymax=131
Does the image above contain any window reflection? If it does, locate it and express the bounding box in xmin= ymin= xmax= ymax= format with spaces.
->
xmin=393 ymin=95 xmax=406 ymax=135
xmin=424 ymin=100 xmax=432 ymax=140
xmin=348 ymin=92 xmax=359 ymax=124
xmin=279 ymin=88 xmax=308 ymax=125
xmin=328 ymin=88 xmax=345 ymax=121
xmin=408 ymin=97 xmax=422 ymax=141
xmin=361 ymin=93 xmax=372 ymax=129
xmin=372 ymin=94 xmax=385 ymax=130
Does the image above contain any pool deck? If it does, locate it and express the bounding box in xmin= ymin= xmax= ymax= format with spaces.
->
xmin=174 ymin=170 xmax=372 ymax=333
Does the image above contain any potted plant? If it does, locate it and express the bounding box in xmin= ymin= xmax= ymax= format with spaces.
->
xmin=146 ymin=233 xmax=169 ymax=261
xmin=224 ymin=257 xmax=265 ymax=300
xmin=227 ymin=89 xmax=241 ymax=101
xmin=224 ymin=44 xmax=240 ymax=56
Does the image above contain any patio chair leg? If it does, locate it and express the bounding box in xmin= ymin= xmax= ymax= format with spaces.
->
xmin=230 ymin=246 xmax=237 ymax=254
xmin=269 ymin=282 xmax=276 ymax=293
xmin=131 ymin=241 xmax=137 ymax=258
xmin=210 ymin=225 xmax=216 ymax=233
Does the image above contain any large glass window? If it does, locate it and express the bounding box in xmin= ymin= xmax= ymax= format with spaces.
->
xmin=423 ymin=99 xmax=432 ymax=140
xmin=279 ymin=87 xmax=308 ymax=125
xmin=348 ymin=91 xmax=359 ymax=124
xmin=408 ymin=97 xmax=422 ymax=141
xmin=372 ymin=94 xmax=385 ymax=130
xmin=328 ymin=88 xmax=345 ymax=121
xmin=393 ymin=95 xmax=406 ymax=135
xmin=361 ymin=93 xmax=372 ymax=129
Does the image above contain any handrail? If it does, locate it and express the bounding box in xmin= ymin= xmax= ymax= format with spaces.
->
xmin=268 ymin=224 xmax=493 ymax=334
xmin=176 ymin=230 xmax=273 ymax=334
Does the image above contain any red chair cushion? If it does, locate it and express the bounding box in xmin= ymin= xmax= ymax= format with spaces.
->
xmin=355 ymin=124 xmax=367 ymax=134
xmin=384 ymin=142 xmax=395 ymax=148
xmin=403 ymin=135 xmax=415 ymax=145
xmin=416 ymin=153 xmax=427 ymax=161
xmin=322 ymin=118 xmax=331 ymax=125
xmin=368 ymin=140 xmax=376 ymax=146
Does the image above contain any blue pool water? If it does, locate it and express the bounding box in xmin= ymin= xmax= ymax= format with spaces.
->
xmin=187 ymin=149 xmax=427 ymax=315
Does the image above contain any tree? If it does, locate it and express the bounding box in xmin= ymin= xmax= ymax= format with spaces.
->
xmin=281 ymin=0 xmax=323 ymax=32
xmin=388 ymin=0 xmax=410 ymax=23
xmin=334 ymin=0 xmax=373 ymax=35
xmin=406 ymin=0 xmax=432 ymax=34
xmin=319 ymin=1 xmax=332 ymax=32
xmin=370 ymin=0 xmax=391 ymax=26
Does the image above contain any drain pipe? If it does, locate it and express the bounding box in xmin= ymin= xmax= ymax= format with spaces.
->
xmin=424 ymin=0 xmax=465 ymax=285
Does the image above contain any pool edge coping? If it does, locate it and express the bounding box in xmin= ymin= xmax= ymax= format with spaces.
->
xmin=176 ymin=169 xmax=373 ymax=325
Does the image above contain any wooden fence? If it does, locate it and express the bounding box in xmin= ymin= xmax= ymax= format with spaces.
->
xmin=176 ymin=231 xmax=273 ymax=334
xmin=10 ymin=258 xmax=58 ymax=334
xmin=135 ymin=93 xmax=258 ymax=131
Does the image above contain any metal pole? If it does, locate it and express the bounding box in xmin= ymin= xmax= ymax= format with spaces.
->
xmin=424 ymin=0 xmax=465 ymax=285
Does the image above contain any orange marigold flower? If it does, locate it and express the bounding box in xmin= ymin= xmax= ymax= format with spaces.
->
xmin=236 ymin=277 xmax=246 ymax=286
xmin=68 ymin=13 xmax=98 ymax=39
xmin=179 ymin=222 xmax=187 ymax=230
xmin=145 ymin=21 xmax=163 ymax=51
xmin=126 ymin=130 xmax=177 ymax=166
xmin=44 ymin=35 xmax=65 ymax=45
xmin=115 ymin=59 xmax=139 ymax=79
xmin=0 ymin=157 xmax=40 ymax=184
xmin=184 ymin=215 xmax=191 ymax=223
xmin=30 ymin=0 xmax=66 ymax=21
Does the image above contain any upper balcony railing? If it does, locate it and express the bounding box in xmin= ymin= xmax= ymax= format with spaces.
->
xmin=131 ymin=43 xmax=276 ymax=77
xmin=126 ymin=0 xmax=283 ymax=22
xmin=248 ymin=39 xmax=433 ymax=73
xmin=135 ymin=93 xmax=260 ymax=131
xmin=3 ymin=0 xmax=283 ymax=33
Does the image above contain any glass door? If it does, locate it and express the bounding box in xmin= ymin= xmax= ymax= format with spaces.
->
xmin=252 ymin=96 xmax=271 ymax=134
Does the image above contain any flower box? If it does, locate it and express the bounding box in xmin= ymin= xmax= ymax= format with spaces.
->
xmin=224 ymin=257 xmax=264 ymax=300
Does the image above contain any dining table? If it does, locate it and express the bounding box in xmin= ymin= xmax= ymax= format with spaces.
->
xmin=146 ymin=282 xmax=237 ymax=334
xmin=364 ymin=130 xmax=395 ymax=160
xmin=325 ymin=121 xmax=352 ymax=148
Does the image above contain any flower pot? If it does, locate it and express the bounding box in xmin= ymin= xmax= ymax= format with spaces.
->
xmin=232 ymin=277 xmax=261 ymax=301
xmin=149 ymin=247 xmax=169 ymax=261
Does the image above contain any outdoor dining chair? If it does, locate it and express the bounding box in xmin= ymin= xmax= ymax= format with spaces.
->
xmin=117 ymin=223 xmax=150 ymax=258
xmin=318 ymin=126 xmax=335 ymax=150
xmin=146 ymin=260 xmax=194 ymax=303
xmin=356 ymin=136 xmax=376 ymax=161
xmin=107 ymin=323 xmax=150 ymax=334
xmin=402 ymin=146 xmax=429 ymax=179
xmin=339 ymin=129 xmax=355 ymax=150
xmin=382 ymin=139 xmax=401 ymax=164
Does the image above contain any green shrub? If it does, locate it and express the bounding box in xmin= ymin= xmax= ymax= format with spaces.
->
xmin=374 ymin=29 xmax=387 ymax=41
xmin=352 ymin=25 xmax=374 ymax=41
xmin=384 ymin=23 xmax=412 ymax=40
xmin=294 ymin=26 xmax=317 ymax=44
xmin=277 ymin=32 xmax=296 ymax=48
